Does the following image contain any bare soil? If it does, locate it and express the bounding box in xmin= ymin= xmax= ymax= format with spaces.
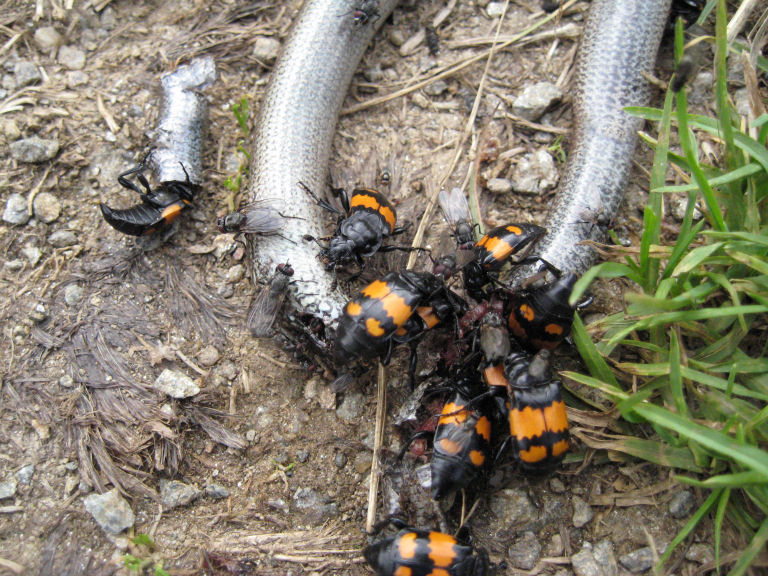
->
xmin=0 ymin=1 xmax=725 ymax=575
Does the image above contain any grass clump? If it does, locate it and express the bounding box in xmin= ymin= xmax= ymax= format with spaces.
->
xmin=566 ymin=2 xmax=768 ymax=573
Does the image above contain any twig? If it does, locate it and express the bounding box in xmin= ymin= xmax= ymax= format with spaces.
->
xmin=96 ymin=93 xmax=120 ymax=134
xmin=727 ymin=0 xmax=763 ymax=42
xmin=0 ymin=558 xmax=25 ymax=574
xmin=365 ymin=361 xmax=387 ymax=533
xmin=26 ymin=164 xmax=53 ymax=216
xmin=175 ymin=349 xmax=209 ymax=377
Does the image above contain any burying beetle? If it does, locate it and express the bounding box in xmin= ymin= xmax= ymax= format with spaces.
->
xmin=100 ymin=156 xmax=197 ymax=236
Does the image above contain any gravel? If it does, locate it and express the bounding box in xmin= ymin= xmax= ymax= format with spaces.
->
xmin=0 ymin=478 xmax=17 ymax=499
xmin=10 ymin=137 xmax=59 ymax=163
xmin=618 ymin=546 xmax=657 ymax=573
xmin=13 ymin=61 xmax=42 ymax=87
xmin=47 ymin=230 xmax=78 ymax=247
xmin=512 ymin=81 xmax=563 ymax=121
xmin=32 ymin=192 xmax=61 ymax=223
xmin=83 ymin=489 xmax=135 ymax=534
xmin=336 ymin=390 xmax=365 ymax=422
xmin=58 ymin=45 xmax=86 ymax=70
xmin=160 ymin=480 xmax=201 ymax=509
xmin=154 ymin=369 xmax=200 ymax=399
xmin=572 ymin=495 xmax=595 ymax=528
xmin=510 ymin=149 xmax=559 ymax=195
xmin=668 ymin=490 xmax=695 ymax=519
xmin=507 ymin=531 xmax=541 ymax=570
xmin=3 ymin=193 xmax=31 ymax=225
xmin=198 ymin=345 xmax=220 ymax=367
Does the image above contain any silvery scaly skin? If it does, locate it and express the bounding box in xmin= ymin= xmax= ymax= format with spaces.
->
xmin=248 ymin=0 xmax=400 ymax=329
xmin=148 ymin=56 xmax=217 ymax=185
xmin=509 ymin=0 xmax=672 ymax=287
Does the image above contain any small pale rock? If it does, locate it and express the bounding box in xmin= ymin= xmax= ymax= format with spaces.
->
xmin=592 ymin=540 xmax=617 ymax=576
xmin=689 ymin=71 xmax=713 ymax=105
xmin=16 ymin=464 xmax=34 ymax=484
xmin=411 ymin=92 xmax=430 ymax=109
xmin=550 ymin=477 xmax=566 ymax=493
xmin=572 ymin=495 xmax=594 ymax=528
xmin=216 ymin=359 xmax=238 ymax=381
xmin=571 ymin=547 xmax=601 ymax=576
xmin=293 ymin=487 xmax=339 ymax=523
xmin=685 ymin=543 xmax=714 ymax=565
xmin=508 ymin=531 xmax=541 ymax=570
xmin=1 ymin=118 xmax=21 ymax=140
xmin=510 ymin=149 xmax=558 ymax=195
xmin=58 ymin=45 xmax=86 ymax=70
xmin=364 ymin=65 xmax=384 ymax=83
xmin=5 ymin=259 xmax=24 ymax=272
xmin=64 ymin=284 xmax=84 ymax=306
xmin=618 ymin=547 xmax=655 ymax=573
xmin=64 ymin=475 xmax=79 ymax=495
xmin=669 ymin=194 xmax=702 ymax=222
xmin=65 ymin=71 xmax=89 ymax=88
xmin=161 ymin=480 xmax=201 ymax=509
xmin=486 ymin=2 xmax=506 ymax=17
xmin=3 ymin=194 xmax=30 ymax=225
xmin=83 ymin=488 xmax=135 ymax=534
xmin=318 ymin=385 xmax=336 ymax=410
xmin=267 ymin=498 xmax=289 ymax=513
xmin=334 ymin=452 xmax=348 ymax=469
xmin=354 ymin=452 xmax=372 ymax=474
xmin=296 ymin=449 xmax=310 ymax=463
xmin=10 ymin=137 xmax=59 ymax=163
xmin=48 ymin=230 xmax=77 ymax=247
xmin=734 ymin=87 xmax=750 ymax=117
xmin=59 ymin=374 xmax=74 ymax=388
xmin=336 ymin=391 xmax=365 ymax=421
xmin=34 ymin=27 xmax=62 ymax=51
xmin=668 ymin=490 xmax=695 ymax=519
xmin=13 ymin=61 xmax=42 ymax=87
xmin=489 ymin=488 xmax=536 ymax=527
xmin=205 ymin=484 xmax=229 ymax=499
xmin=0 ymin=478 xmax=17 ymax=499
xmin=486 ymin=178 xmax=512 ymax=194
xmin=245 ymin=429 xmax=257 ymax=442
xmin=225 ymin=264 xmax=245 ymax=283
xmin=424 ymin=80 xmax=448 ymax=97
xmin=513 ymin=82 xmax=563 ymax=121
xmin=198 ymin=345 xmax=220 ymax=367
xmin=22 ymin=245 xmax=42 ymax=266
xmin=154 ymin=369 xmax=200 ymax=399
xmin=252 ymin=37 xmax=281 ymax=65
xmin=33 ymin=192 xmax=61 ymax=223
xmin=546 ymin=534 xmax=564 ymax=556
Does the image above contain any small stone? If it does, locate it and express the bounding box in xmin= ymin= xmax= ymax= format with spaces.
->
xmin=510 ymin=149 xmax=558 ymax=195
xmin=618 ymin=547 xmax=655 ymax=573
xmin=507 ymin=531 xmax=541 ymax=570
xmin=154 ymin=369 xmax=200 ymax=399
xmin=685 ymin=543 xmax=714 ymax=565
xmin=198 ymin=345 xmax=220 ymax=367
xmin=668 ymin=490 xmax=695 ymax=519
xmin=13 ymin=61 xmax=42 ymax=87
xmin=411 ymin=92 xmax=430 ymax=109
xmin=550 ymin=477 xmax=566 ymax=493
xmin=546 ymin=534 xmax=564 ymax=556
xmin=245 ymin=429 xmax=257 ymax=442
xmin=571 ymin=547 xmax=600 ymax=576
xmin=22 ymin=245 xmax=42 ymax=266
xmin=424 ymin=80 xmax=448 ymax=97
xmin=83 ymin=489 xmax=135 ymax=534
xmin=16 ymin=464 xmax=34 ymax=484
xmin=267 ymin=498 xmax=289 ymax=513
xmin=296 ymin=449 xmax=310 ymax=463
xmin=48 ymin=230 xmax=77 ymax=247
xmin=10 ymin=137 xmax=59 ymax=163
xmin=486 ymin=177 xmax=512 ymax=194
xmin=225 ymin=264 xmax=245 ymax=283
xmin=486 ymin=2 xmax=506 ymax=17
xmin=292 ymin=487 xmax=339 ymax=523
xmin=33 ymin=192 xmax=61 ymax=223
xmin=3 ymin=193 xmax=30 ymax=225
xmin=205 ymin=484 xmax=229 ymax=499
xmin=669 ymin=194 xmax=702 ymax=222
xmin=334 ymin=452 xmax=348 ymax=469
xmin=58 ymin=45 xmax=86 ymax=70
xmin=34 ymin=27 xmax=63 ymax=51
xmin=354 ymin=452 xmax=372 ymax=474
xmin=5 ymin=259 xmax=24 ymax=272
xmin=160 ymin=480 xmax=201 ymax=509
xmin=100 ymin=7 xmax=117 ymax=30
xmin=336 ymin=391 xmax=365 ymax=421
xmin=59 ymin=374 xmax=74 ymax=388
xmin=65 ymin=71 xmax=89 ymax=88
xmin=513 ymin=82 xmax=563 ymax=121
xmin=64 ymin=475 xmax=79 ymax=495
xmin=1 ymin=118 xmax=21 ymax=140
xmin=64 ymin=284 xmax=84 ymax=307
xmin=217 ymin=284 xmax=234 ymax=298
xmin=30 ymin=302 xmax=47 ymax=323
xmin=572 ymin=495 xmax=594 ymax=528
xmin=689 ymin=71 xmax=713 ymax=105
xmin=489 ymin=488 xmax=536 ymax=527
xmin=592 ymin=540 xmax=617 ymax=576
xmin=0 ymin=477 xmax=17 ymax=499
xmin=216 ymin=359 xmax=238 ymax=381
xmin=252 ymin=37 xmax=281 ymax=65
xmin=364 ymin=65 xmax=384 ymax=83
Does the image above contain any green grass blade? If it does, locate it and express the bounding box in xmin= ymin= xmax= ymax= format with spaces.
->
xmin=727 ymin=516 xmax=768 ymax=576
xmin=658 ymin=488 xmax=723 ymax=567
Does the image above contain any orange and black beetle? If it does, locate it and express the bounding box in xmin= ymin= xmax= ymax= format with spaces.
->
xmin=101 ymin=160 xmax=196 ymax=236
xmin=334 ymin=270 xmax=466 ymax=373
xmin=506 ymin=272 xmax=578 ymax=351
xmin=504 ymin=349 xmax=569 ymax=472
xmin=365 ymin=528 xmax=491 ymax=576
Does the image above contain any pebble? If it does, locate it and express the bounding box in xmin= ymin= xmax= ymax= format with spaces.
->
xmin=734 ymin=87 xmax=750 ymax=117
xmin=354 ymin=452 xmax=372 ymax=474
xmin=668 ymin=490 xmax=695 ymax=519
xmin=334 ymin=452 xmax=348 ymax=469
xmin=34 ymin=27 xmax=63 ymax=51
xmin=13 ymin=61 xmax=42 ymax=87
xmin=293 ymin=488 xmax=339 ymax=523
xmin=689 ymin=71 xmax=713 ymax=105
xmin=267 ymin=498 xmax=289 ymax=514
xmin=669 ymin=194 xmax=702 ymax=222
xmin=154 ymin=369 xmax=200 ymax=399
xmin=252 ymin=37 xmax=281 ymax=65
xmin=592 ymin=540 xmax=617 ymax=576
xmin=217 ymin=284 xmax=234 ymax=298
xmin=245 ymin=429 xmax=257 ymax=443
xmin=364 ymin=65 xmax=384 ymax=83
xmin=513 ymin=82 xmax=563 ymax=121
xmin=685 ymin=543 xmax=714 ymax=565
xmin=16 ymin=464 xmax=34 ymax=484
xmin=59 ymin=374 xmax=74 ymax=388
xmin=48 ymin=230 xmax=77 ymax=247
xmin=486 ymin=2 xmax=506 ymax=17
xmin=618 ymin=547 xmax=655 ymax=573
xmin=10 ymin=137 xmax=59 ymax=163
xmin=486 ymin=178 xmax=512 ymax=195
xmin=3 ymin=193 xmax=30 ymax=225
xmin=571 ymin=546 xmax=601 ymax=576
xmin=198 ymin=345 xmax=220 ymax=367
xmin=510 ymin=149 xmax=559 ymax=194
xmin=64 ymin=283 xmax=84 ymax=306
xmin=1 ymin=118 xmax=21 ymax=140
xmin=216 ymin=359 xmax=238 ymax=381
xmin=65 ymin=71 xmax=89 ymax=88
xmin=160 ymin=480 xmax=201 ymax=509
xmin=5 ymin=259 xmax=24 ymax=272
xmin=33 ymin=192 xmax=61 ymax=223
xmin=83 ymin=488 xmax=135 ymax=534
xmin=508 ymin=531 xmax=541 ymax=570
xmin=488 ymin=488 xmax=536 ymax=528
xmin=225 ymin=264 xmax=245 ymax=283
xmin=550 ymin=477 xmax=567 ymax=493
xmin=204 ymin=483 xmax=229 ymax=499
xmin=0 ymin=477 xmax=17 ymax=499
xmin=424 ymin=80 xmax=448 ymax=97
xmin=572 ymin=495 xmax=594 ymax=528
xmin=336 ymin=390 xmax=365 ymax=421
xmin=58 ymin=45 xmax=86 ymax=70
xmin=296 ymin=449 xmax=310 ymax=463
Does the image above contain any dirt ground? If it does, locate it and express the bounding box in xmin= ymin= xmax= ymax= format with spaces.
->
xmin=0 ymin=1 xmax=736 ymax=575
